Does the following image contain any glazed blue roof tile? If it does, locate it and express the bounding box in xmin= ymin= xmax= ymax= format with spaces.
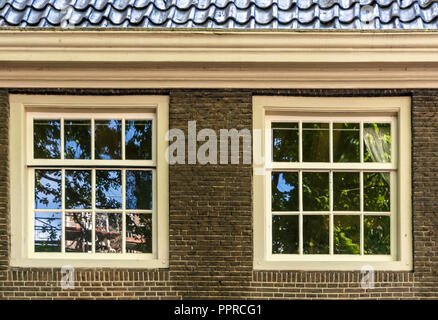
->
xmin=0 ymin=0 xmax=437 ymax=29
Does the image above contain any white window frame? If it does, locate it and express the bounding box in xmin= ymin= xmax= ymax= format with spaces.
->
xmin=10 ymin=95 xmax=169 ymax=268
xmin=253 ymin=96 xmax=412 ymax=271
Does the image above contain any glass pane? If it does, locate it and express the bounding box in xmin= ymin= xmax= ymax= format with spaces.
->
xmin=65 ymin=212 xmax=92 ymax=253
xmin=302 ymin=172 xmax=329 ymax=211
xmin=64 ymin=120 xmax=91 ymax=159
xmin=33 ymin=119 xmax=60 ymax=159
xmin=65 ymin=170 xmax=92 ymax=209
xmin=125 ymin=120 xmax=152 ymax=160
xmin=271 ymin=172 xmax=298 ymax=211
xmin=364 ymin=123 xmax=391 ymax=163
xmin=34 ymin=170 xmax=61 ymax=209
xmin=364 ymin=172 xmax=390 ymax=212
xmin=126 ymin=213 xmax=152 ymax=253
xmin=333 ymin=123 xmax=360 ymax=163
xmin=95 ymin=213 xmax=122 ymax=253
xmin=334 ymin=215 xmax=360 ymax=254
xmin=126 ymin=170 xmax=152 ymax=210
xmin=303 ymin=215 xmax=329 ymax=254
xmin=272 ymin=122 xmax=298 ymax=162
xmin=95 ymin=120 xmax=122 ymax=160
xmin=302 ymin=123 xmax=329 ymax=162
xmin=34 ymin=212 xmax=61 ymax=252
xmin=272 ymin=215 xmax=299 ymax=254
xmin=364 ymin=215 xmax=390 ymax=255
xmin=333 ymin=172 xmax=360 ymax=211
xmin=96 ymin=170 xmax=122 ymax=209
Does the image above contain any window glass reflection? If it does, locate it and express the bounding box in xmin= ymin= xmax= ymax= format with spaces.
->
xmin=64 ymin=120 xmax=91 ymax=159
xmin=125 ymin=120 xmax=152 ymax=160
xmin=34 ymin=120 xmax=60 ymax=159
xmin=95 ymin=213 xmax=122 ymax=253
xmin=35 ymin=170 xmax=62 ymax=209
xmin=126 ymin=213 xmax=152 ymax=253
xmin=34 ymin=212 xmax=61 ymax=252
xmin=95 ymin=120 xmax=122 ymax=160
xmin=96 ymin=170 xmax=122 ymax=209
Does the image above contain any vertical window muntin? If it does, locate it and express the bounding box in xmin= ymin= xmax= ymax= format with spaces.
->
xmin=267 ymin=116 xmax=396 ymax=259
xmin=28 ymin=112 xmax=156 ymax=258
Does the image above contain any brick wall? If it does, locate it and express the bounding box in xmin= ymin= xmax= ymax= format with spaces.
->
xmin=0 ymin=88 xmax=436 ymax=299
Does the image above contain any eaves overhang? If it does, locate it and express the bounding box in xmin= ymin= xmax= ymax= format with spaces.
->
xmin=1 ymin=29 xmax=438 ymax=88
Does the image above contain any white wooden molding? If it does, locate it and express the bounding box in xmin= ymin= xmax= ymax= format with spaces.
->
xmin=1 ymin=30 xmax=438 ymax=88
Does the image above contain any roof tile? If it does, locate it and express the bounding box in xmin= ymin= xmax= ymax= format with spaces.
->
xmin=0 ymin=0 xmax=437 ymax=29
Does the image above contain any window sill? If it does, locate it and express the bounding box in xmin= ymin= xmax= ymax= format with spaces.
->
xmin=10 ymin=256 xmax=169 ymax=269
xmin=254 ymin=259 xmax=412 ymax=271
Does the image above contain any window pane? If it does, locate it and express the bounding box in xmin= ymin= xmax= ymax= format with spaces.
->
xmin=126 ymin=170 xmax=152 ymax=210
xmin=364 ymin=172 xmax=390 ymax=212
xmin=126 ymin=213 xmax=152 ymax=253
xmin=65 ymin=212 xmax=92 ymax=253
xmin=95 ymin=120 xmax=122 ymax=160
xmin=65 ymin=170 xmax=92 ymax=209
xmin=96 ymin=170 xmax=122 ymax=209
xmin=64 ymin=120 xmax=91 ymax=159
xmin=302 ymin=123 xmax=329 ymax=162
xmin=303 ymin=172 xmax=329 ymax=211
xmin=334 ymin=215 xmax=360 ymax=254
xmin=272 ymin=122 xmax=298 ymax=162
xmin=95 ymin=213 xmax=122 ymax=253
xmin=33 ymin=119 xmax=60 ymax=159
xmin=125 ymin=120 xmax=152 ymax=160
xmin=34 ymin=169 xmax=61 ymax=209
xmin=333 ymin=172 xmax=360 ymax=211
xmin=364 ymin=123 xmax=391 ymax=163
xmin=333 ymin=123 xmax=360 ymax=162
xmin=34 ymin=212 xmax=61 ymax=252
xmin=272 ymin=215 xmax=299 ymax=254
xmin=364 ymin=215 xmax=390 ymax=255
xmin=303 ymin=215 xmax=329 ymax=254
xmin=272 ymin=172 xmax=298 ymax=211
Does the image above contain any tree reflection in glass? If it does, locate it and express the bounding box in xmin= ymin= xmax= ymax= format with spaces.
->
xmin=34 ymin=212 xmax=61 ymax=252
xmin=126 ymin=213 xmax=152 ymax=253
xmin=34 ymin=119 xmax=60 ymax=159
xmin=364 ymin=172 xmax=390 ymax=212
xmin=333 ymin=172 xmax=360 ymax=211
xmin=95 ymin=120 xmax=122 ymax=160
xmin=95 ymin=213 xmax=122 ymax=253
xmin=125 ymin=120 xmax=152 ymax=160
xmin=126 ymin=170 xmax=152 ymax=210
xmin=334 ymin=215 xmax=360 ymax=254
xmin=272 ymin=215 xmax=299 ymax=254
xmin=65 ymin=170 xmax=91 ymax=209
xmin=333 ymin=123 xmax=360 ymax=162
xmin=96 ymin=170 xmax=122 ymax=209
xmin=271 ymin=172 xmax=298 ymax=212
xmin=303 ymin=215 xmax=329 ymax=254
xmin=364 ymin=215 xmax=390 ymax=255
xmin=302 ymin=172 xmax=329 ymax=211
xmin=64 ymin=120 xmax=91 ymax=159
xmin=272 ymin=122 xmax=298 ymax=162
xmin=302 ymin=123 xmax=329 ymax=162
xmin=65 ymin=212 xmax=92 ymax=252
xmin=35 ymin=169 xmax=61 ymax=209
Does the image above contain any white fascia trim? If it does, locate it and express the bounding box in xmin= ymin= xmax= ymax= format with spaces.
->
xmin=1 ymin=30 xmax=438 ymax=88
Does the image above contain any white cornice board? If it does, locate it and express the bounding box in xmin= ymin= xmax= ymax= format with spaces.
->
xmin=1 ymin=30 xmax=438 ymax=88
